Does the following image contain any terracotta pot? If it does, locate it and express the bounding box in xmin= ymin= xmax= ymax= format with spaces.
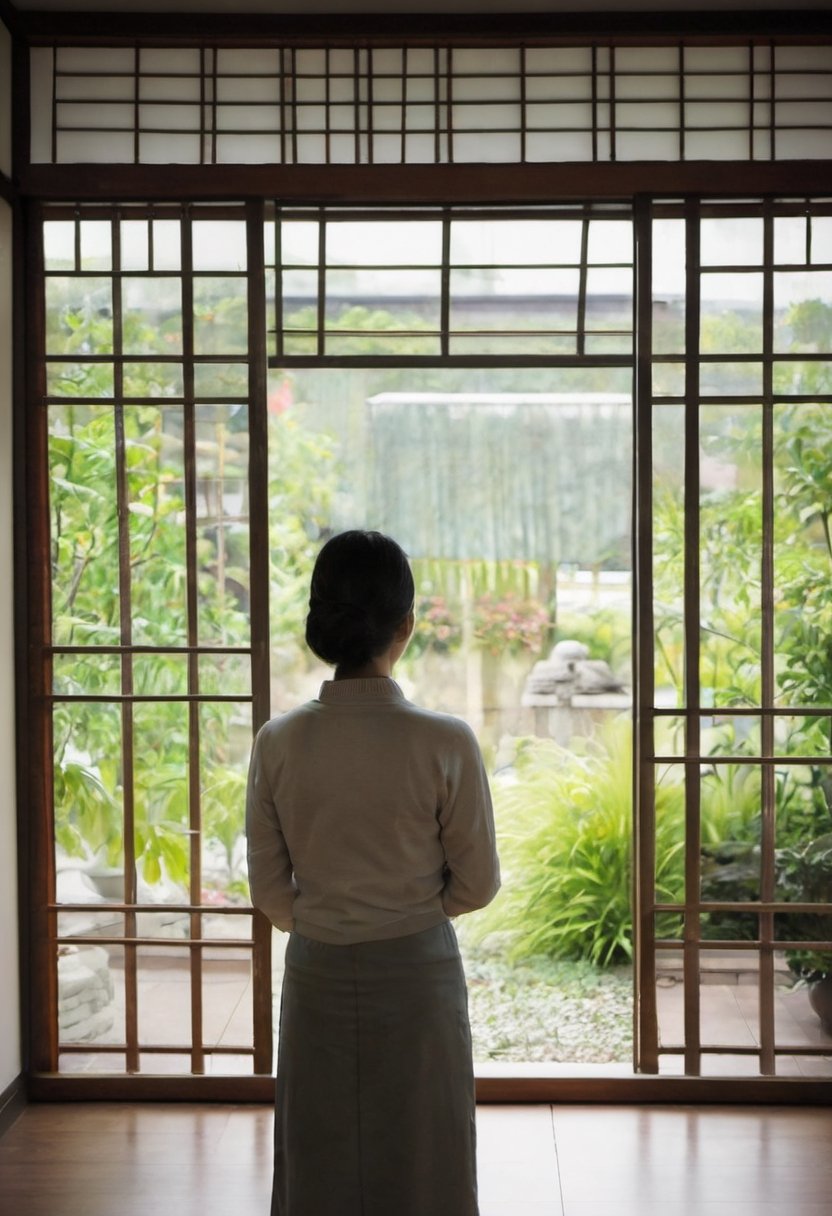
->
xmin=807 ymin=974 xmax=832 ymax=1036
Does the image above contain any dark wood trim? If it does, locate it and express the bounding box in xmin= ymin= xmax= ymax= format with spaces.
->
xmin=19 ymin=162 xmax=832 ymax=204
xmin=16 ymin=11 xmax=832 ymax=47
xmin=0 ymin=1075 xmax=26 ymax=1140
xmin=12 ymin=194 xmax=31 ymax=1081
xmin=245 ymin=198 xmax=274 ymax=1076
xmin=632 ymin=193 xmax=657 ymax=1073
xmin=22 ymin=198 xmax=57 ymax=1074
xmin=25 ymin=1072 xmax=832 ymax=1105
xmin=682 ymin=199 xmax=702 ymax=1076
xmin=475 ymin=1076 xmax=832 ymax=1104
xmin=0 ymin=0 xmax=20 ymax=39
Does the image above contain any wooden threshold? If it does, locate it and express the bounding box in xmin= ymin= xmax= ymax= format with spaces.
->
xmin=25 ymin=1072 xmax=832 ymax=1105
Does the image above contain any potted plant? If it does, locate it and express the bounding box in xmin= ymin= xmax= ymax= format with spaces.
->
xmin=776 ymin=834 xmax=832 ymax=1034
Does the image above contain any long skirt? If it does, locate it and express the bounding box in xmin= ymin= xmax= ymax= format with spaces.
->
xmin=271 ymin=921 xmax=479 ymax=1216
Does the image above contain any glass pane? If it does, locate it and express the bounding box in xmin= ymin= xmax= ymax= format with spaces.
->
xmin=811 ymin=216 xmax=832 ymax=265
xmin=326 ymin=268 xmax=440 ymax=320
xmin=773 ymin=272 xmax=832 ymax=353
xmin=123 ymin=361 xmax=184 ymax=399
xmin=774 ymin=979 xmax=832 ymax=1064
xmin=153 ymin=220 xmax=182 ymax=271
xmin=53 ymin=651 xmax=121 ymax=697
xmin=53 ymin=701 xmax=124 ymax=885
xmin=195 ymin=404 xmax=251 ymax=646
xmin=451 ymin=265 xmax=579 ymax=298
xmin=774 ymin=715 xmax=832 ymax=758
xmin=585 ymin=267 xmax=632 ymax=332
xmin=80 ymin=220 xmax=112 ymax=271
xmin=451 ymin=219 xmax=582 ymax=266
xmin=773 ymin=360 xmax=832 ymax=395
xmin=587 ymin=220 xmax=632 ymax=264
xmin=717 ymin=709 xmax=761 ymax=759
xmin=194 ymin=362 xmax=249 ymax=398
xmin=200 ymin=701 xmax=252 ymax=905
xmin=193 ymin=276 xmax=248 ymax=355
xmin=122 ymin=276 xmax=183 ymax=354
xmin=700 ymin=762 xmax=762 ymax=905
xmin=700 ymin=217 xmax=763 ymax=267
xmin=202 ymin=957 xmax=253 ymax=1048
xmin=700 ymin=362 xmax=762 ymax=396
xmin=44 ymin=220 xmax=76 ymax=271
xmin=138 ymin=946 xmax=191 ymax=1047
xmin=50 ymin=406 xmax=120 ymax=646
xmin=700 ymin=273 xmax=763 ymax=355
xmin=655 ymin=765 xmax=686 ymax=905
xmin=133 ymin=701 xmax=191 ymax=898
xmin=280 ymin=220 xmax=319 ymax=265
xmin=58 ymin=943 xmax=125 ymax=1047
xmin=46 ymin=276 xmax=113 ymax=355
xmin=700 ymin=978 xmax=760 ymax=1053
xmin=327 ymin=220 xmax=441 ymax=266
xmin=652 ymin=219 xmax=686 ymax=358
xmin=655 ymin=945 xmax=684 ymax=1051
xmin=699 ymin=404 xmax=761 ymax=709
xmin=120 ymin=219 xmax=149 ymax=271
xmin=192 ymin=220 xmax=247 ymax=272
xmin=774 ymin=216 xmax=807 ymax=267
xmin=773 ymin=402 xmax=832 ymax=709
xmin=133 ymin=653 xmax=189 ymax=697
xmin=774 ymin=764 xmax=832 ymax=857
xmin=58 ymin=910 xmax=125 ymax=938
xmin=653 ymin=404 xmax=685 ymax=703
xmin=47 ymin=361 xmax=115 ymax=398
xmin=199 ymin=652 xmax=251 ymax=696
xmin=125 ymin=405 xmax=188 ymax=647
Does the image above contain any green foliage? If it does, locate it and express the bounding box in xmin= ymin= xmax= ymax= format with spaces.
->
xmin=476 ymin=718 xmax=774 ymax=966
xmin=48 ymin=291 xmax=338 ymax=895
xmin=776 ymin=834 xmax=832 ymax=981
xmin=553 ymin=607 xmax=631 ymax=678
xmin=477 ymin=719 xmax=685 ymax=965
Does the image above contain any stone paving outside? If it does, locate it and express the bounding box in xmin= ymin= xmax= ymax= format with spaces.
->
xmin=57 ymin=931 xmax=832 ymax=1078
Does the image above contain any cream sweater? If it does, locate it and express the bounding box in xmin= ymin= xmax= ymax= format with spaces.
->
xmin=246 ymin=677 xmax=500 ymax=945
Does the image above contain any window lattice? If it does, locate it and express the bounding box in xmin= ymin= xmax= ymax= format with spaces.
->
xmin=29 ymin=41 xmax=832 ymax=167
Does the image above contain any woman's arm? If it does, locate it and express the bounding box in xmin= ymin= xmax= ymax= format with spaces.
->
xmin=438 ymin=722 xmax=501 ymax=917
xmin=245 ymin=727 xmax=296 ymax=931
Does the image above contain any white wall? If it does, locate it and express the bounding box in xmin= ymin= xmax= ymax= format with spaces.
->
xmin=0 ymin=11 xmax=21 ymax=1093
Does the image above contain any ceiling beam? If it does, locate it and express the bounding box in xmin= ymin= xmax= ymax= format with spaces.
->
xmin=16 ymin=9 xmax=832 ymax=45
xmin=20 ymin=159 xmax=832 ymax=203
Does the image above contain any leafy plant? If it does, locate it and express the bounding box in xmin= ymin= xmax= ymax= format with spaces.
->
xmin=475 ymin=718 xmax=686 ymax=965
xmin=776 ymin=834 xmax=832 ymax=982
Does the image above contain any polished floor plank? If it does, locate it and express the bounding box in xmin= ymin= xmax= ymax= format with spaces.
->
xmin=3 ymin=1102 xmax=832 ymax=1215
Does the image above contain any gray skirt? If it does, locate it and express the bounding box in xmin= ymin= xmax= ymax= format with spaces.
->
xmin=272 ymin=921 xmax=478 ymax=1216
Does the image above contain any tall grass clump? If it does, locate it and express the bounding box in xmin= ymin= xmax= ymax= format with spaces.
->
xmin=476 ymin=718 xmax=686 ymax=965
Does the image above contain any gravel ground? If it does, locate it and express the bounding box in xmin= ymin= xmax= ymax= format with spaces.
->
xmin=460 ymin=940 xmax=634 ymax=1064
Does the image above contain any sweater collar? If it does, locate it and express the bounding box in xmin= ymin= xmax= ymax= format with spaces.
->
xmin=318 ymin=677 xmax=406 ymax=704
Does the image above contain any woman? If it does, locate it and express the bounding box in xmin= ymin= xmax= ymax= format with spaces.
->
xmin=246 ymin=530 xmax=500 ymax=1216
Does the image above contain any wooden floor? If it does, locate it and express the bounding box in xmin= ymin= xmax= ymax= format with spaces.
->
xmin=1 ymin=1101 xmax=831 ymax=1215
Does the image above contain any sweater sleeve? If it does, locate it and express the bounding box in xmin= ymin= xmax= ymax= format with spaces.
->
xmin=245 ymin=726 xmax=296 ymax=932
xmin=438 ymin=722 xmax=501 ymax=917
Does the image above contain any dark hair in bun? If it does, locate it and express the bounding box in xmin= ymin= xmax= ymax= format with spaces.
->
xmin=305 ymin=531 xmax=415 ymax=670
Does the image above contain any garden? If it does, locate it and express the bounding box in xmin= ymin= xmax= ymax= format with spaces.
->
xmin=46 ymin=232 xmax=832 ymax=1065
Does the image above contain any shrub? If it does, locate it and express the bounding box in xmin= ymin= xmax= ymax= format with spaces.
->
xmin=476 ymin=717 xmax=686 ymax=966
